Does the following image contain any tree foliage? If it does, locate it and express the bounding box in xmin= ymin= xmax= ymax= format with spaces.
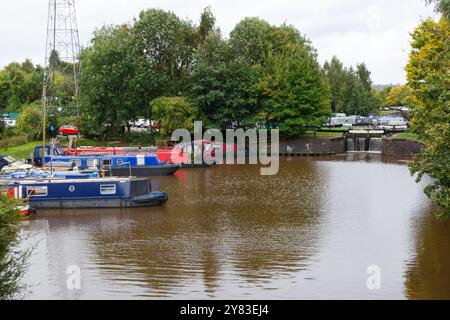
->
xmin=0 ymin=193 xmax=29 ymax=300
xmin=16 ymin=103 xmax=43 ymax=140
xmin=407 ymin=18 xmax=450 ymax=218
xmin=80 ymin=25 xmax=148 ymax=137
xmin=150 ymin=96 xmax=197 ymax=137
xmin=425 ymin=0 xmax=450 ymax=19
xmin=385 ymin=85 xmax=413 ymax=106
xmin=133 ymin=9 xmax=197 ymax=97
xmin=0 ymin=60 xmax=42 ymax=112
xmin=259 ymin=32 xmax=330 ymax=136
xmin=323 ymin=57 xmax=378 ymax=115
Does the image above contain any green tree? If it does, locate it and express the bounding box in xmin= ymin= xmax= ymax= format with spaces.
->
xmin=425 ymin=0 xmax=450 ymax=19
xmin=259 ymin=40 xmax=330 ymax=136
xmin=198 ymin=6 xmax=217 ymax=43
xmin=0 ymin=193 xmax=29 ymax=300
xmin=0 ymin=61 xmax=43 ymax=112
xmin=133 ymin=9 xmax=197 ymax=96
xmin=229 ymin=18 xmax=272 ymax=65
xmin=323 ymin=58 xmax=377 ymax=115
xmin=339 ymin=68 xmax=376 ymax=115
xmin=150 ymin=96 xmax=197 ymax=137
xmin=80 ymin=25 xmax=148 ymax=136
xmin=356 ymin=63 xmax=373 ymax=92
xmin=16 ymin=103 xmax=43 ymax=140
xmin=323 ymin=56 xmax=345 ymax=112
xmin=406 ymin=18 xmax=450 ymax=218
xmin=189 ymin=33 xmax=231 ymax=128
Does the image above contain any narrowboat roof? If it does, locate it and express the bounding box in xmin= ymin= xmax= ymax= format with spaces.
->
xmin=49 ymin=154 xmax=159 ymax=159
xmin=5 ymin=177 xmax=151 ymax=185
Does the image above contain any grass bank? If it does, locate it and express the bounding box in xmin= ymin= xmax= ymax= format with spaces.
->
xmin=0 ymin=141 xmax=42 ymax=160
xmin=0 ymin=138 xmax=104 ymax=160
xmin=304 ymin=131 xmax=346 ymax=138
xmin=390 ymin=132 xmax=424 ymax=143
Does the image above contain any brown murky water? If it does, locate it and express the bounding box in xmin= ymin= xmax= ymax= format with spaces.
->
xmin=20 ymin=154 xmax=450 ymax=300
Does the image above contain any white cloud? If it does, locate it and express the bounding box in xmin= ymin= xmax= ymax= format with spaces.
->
xmin=0 ymin=0 xmax=438 ymax=84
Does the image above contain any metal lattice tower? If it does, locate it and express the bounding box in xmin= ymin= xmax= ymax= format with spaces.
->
xmin=42 ymin=0 xmax=81 ymax=152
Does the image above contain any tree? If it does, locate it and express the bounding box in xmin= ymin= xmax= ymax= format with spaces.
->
xmin=323 ymin=56 xmax=345 ymax=112
xmin=198 ymin=6 xmax=217 ymax=43
xmin=132 ymin=9 xmax=197 ymax=97
xmin=0 ymin=193 xmax=29 ymax=300
xmin=229 ymin=18 xmax=272 ymax=65
xmin=323 ymin=58 xmax=378 ymax=115
xmin=0 ymin=61 xmax=43 ymax=112
xmin=80 ymin=25 xmax=148 ymax=137
xmin=259 ymin=39 xmax=331 ymax=136
xmin=406 ymin=18 xmax=450 ymax=218
xmin=385 ymin=85 xmax=413 ymax=106
xmin=356 ymin=63 xmax=373 ymax=92
xmin=425 ymin=0 xmax=450 ymax=19
xmin=339 ymin=69 xmax=376 ymax=115
xmin=150 ymin=96 xmax=197 ymax=138
xmin=189 ymin=33 xmax=231 ymax=128
xmin=15 ymin=103 xmax=43 ymax=140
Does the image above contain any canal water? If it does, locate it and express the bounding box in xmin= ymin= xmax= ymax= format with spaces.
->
xmin=19 ymin=154 xmax=450 ymax=300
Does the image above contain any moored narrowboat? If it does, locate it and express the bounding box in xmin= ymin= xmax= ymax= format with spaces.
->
xmin=33 ymin=145 xmax=179 ymax=176
xmin=4 ymin=177 xmax=168 ymax=209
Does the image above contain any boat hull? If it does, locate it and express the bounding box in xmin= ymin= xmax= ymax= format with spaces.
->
xmin=29 ymin=192 xmax=168 ymax=209
xmin=6 ymin=177 xmax=168 ymax=210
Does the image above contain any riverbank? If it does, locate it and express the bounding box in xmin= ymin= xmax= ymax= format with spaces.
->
xmin=0 ymin=141 xmax=42 ymax=159
xmin=0 ymin=139 xmax=108 ymax=160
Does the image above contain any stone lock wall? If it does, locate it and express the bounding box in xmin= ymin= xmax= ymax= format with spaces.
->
xmin=278 ymin=137 xmax=346 ymax=155
xmin=381 ymin=139 xmax=425 ymax=158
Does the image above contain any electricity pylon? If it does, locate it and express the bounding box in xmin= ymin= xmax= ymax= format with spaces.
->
xmin=41 ymin=0 xmax=81 ymax=158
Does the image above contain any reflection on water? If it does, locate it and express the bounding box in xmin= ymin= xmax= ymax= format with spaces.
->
xmin=405 ymin=208 xmax=450 ymax=300
xmin=20 ymin=156 xmax=450 ymax=299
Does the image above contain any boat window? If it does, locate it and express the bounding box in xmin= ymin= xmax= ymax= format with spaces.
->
xmin=4 ymin=156 xmax=16 ymax=164
xmin=102 ymin=159 xmax=112 ymax=166
xmin=53 ymin=147 xmax=63 ymax=156
xmin=35 ymin=148 xmax=43 ymax=158
xmin=100 ymin=185 xmax=116 ymax=195
xmin=117 ymin=159 xmax=124 ymax=165
xmin=87 ymin=159 xmax=99 ymax=168
xmin=27 ymin=186 xmax=48 ymax=197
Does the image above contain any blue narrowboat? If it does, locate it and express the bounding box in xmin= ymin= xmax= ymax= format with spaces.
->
xmin=4 ymin=176 xmax=168 ymax=209
xmin=33 ymin=145 xmax=179 ymax=177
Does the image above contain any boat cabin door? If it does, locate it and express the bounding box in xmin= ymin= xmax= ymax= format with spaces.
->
xmin=136 ymin=155 xmax=145 ymax=166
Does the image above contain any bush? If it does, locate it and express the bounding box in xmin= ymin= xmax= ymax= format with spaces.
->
xmin=0 ymin=126 xmax=16 ymax=139
xmin=0 ymin=135 xmax=29 ymax=150
xmin=16 ymin=105 xmax=42 ymax=140
xmin=150 ymin=97 xmax=197 ymax=138
xmin=123 ymin=131 xmax=157 ymax=146
xmin=0 ymin=194 xmax=30 ymax=299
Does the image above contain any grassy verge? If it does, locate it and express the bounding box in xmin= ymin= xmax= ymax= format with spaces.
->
xmin=0 ymin=138 xmax=129 ymax=160
xmin=0 ymin=141 xmax=42 ymax=160
xmin=303 ymin=131 xmax=346 ymax=138
xmin=390 ymin=132 xmax=424 ymax=143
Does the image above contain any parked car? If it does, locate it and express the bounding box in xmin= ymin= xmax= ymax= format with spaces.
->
xmin=58 ymin=125 xmax=79 ymax=136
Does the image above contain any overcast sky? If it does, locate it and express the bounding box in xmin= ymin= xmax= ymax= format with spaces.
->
xmin=0 ymin=0 xmax=438 ymax=84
